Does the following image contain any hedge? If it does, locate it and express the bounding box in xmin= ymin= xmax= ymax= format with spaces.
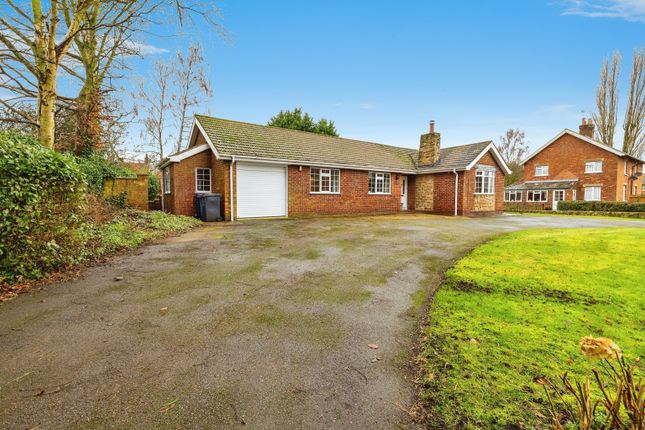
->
xmin=0 ymin=132 xmax=86 ymax=280
xmin=75 ymin=153 xmax=136 ymax=193
xmin=557 ymin=200 xmax=645 ymax=212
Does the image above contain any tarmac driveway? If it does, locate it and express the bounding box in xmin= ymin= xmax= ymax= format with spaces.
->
xmin=1 ymin=214 xmax=642 ymax=429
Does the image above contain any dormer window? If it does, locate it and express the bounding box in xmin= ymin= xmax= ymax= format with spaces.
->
xmin=585 ymin=161 xmax=602 ymax=174
xmin=535 ymin=165 xmax=548 ymax=176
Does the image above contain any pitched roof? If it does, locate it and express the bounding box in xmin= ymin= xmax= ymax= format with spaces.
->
xmin=522 ymin=129 xmax=645 ymax=165
xmin=189 ymin=115 xmax=508 ymax=173
xmin=195 ymin=115 xmax=418 ymax=172
xmin=416 ymin=141 xmax=492 ymax=172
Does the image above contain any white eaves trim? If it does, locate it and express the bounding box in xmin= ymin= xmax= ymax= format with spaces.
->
xmin=465 ymin=143 xmax=513 ymax=175
xmin=158 ymin=144 xmax=209 ymax=168
xmin=224 ymin=155 xmax=418 ymax=174
xmin=521 ymin=129 xmax=628 ymax=165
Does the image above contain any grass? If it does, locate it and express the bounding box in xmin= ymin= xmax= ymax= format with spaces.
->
xmin=420 ymin=227 xmax=645 ymax=429
xmin=88 ymin=210 xmax=201 ymax=257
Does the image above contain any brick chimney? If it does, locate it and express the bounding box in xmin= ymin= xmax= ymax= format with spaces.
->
xmin=419 ymin=120 xmax=441 ymax=165
xmin=579 ymin=117 xmax=595 ymax=138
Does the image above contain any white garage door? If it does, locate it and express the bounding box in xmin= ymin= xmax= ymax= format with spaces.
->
xmin=236 ymin=162 xmax=288 ymax=218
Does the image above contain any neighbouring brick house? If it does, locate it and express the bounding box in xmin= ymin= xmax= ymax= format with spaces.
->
xmin=505 ymin=118 xmax=645 ymax=210
xmin=159 ymin=115 xmax=510 ymax=220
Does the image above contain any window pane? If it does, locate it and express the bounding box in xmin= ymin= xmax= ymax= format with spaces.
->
xmin=321 ymin=175 xmax=330 ymax=192
xmin=310 ymin=168 xmax=319 ymax=192
xmin=368 ymin=172 xmax=375 ymax=193
xmin=331 ymin=170 xmax=339 ymax=192
xmin=384 ymin=174 xmax=391 ymax=193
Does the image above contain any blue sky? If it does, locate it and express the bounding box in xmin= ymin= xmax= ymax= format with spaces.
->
xmin=136 ymin=0 xmax=645 ymax=153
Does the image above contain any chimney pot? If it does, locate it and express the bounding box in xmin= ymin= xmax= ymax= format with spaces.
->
xmin=579 ymin=118 xmax=595 ymax=138
xmin=429 ymin=120 xmax=435 ymax=133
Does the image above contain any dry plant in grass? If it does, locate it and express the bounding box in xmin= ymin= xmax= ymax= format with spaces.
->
xmin=535 ymin=337 xmax=644 ymax=430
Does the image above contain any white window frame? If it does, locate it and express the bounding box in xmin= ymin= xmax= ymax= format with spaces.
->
xmin=504 ymin=190 xmax=522 ymax=202
xmin=310 ymin=167 xmax=340 ymax=194
xmin=195 ymin=167 xmax=212 ymax=192
xmin=624 ymin=160 xmax=627 ymax=176
xmin=475 ymin=169 xmax=495 ymax=195
xmin=163 ymin=167 xmax=171 ymax=194
xmin=527 ymin=190 xmax=548 ymax=202
xmin=368 ymin=172 xmax=391 ymax=195
xmin=535 ymin=165 xmax=549 ymax=176
xmin=623 ymin=184 xmax=627 ymax=202
xmin=585 ymin=160 xmax=603 ymax=174
xmin=584 ymin=186 xmax=601 ymax=201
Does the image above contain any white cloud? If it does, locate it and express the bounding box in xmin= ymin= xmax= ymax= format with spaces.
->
xmin=124 ymin=40 xmax=170 ymax=56
xmin=558 ymin=0 xmax=645 ymax=22
xmin=359 ymin=102 xmax=376 ymax=109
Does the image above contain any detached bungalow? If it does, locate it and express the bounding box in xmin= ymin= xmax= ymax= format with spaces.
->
xmin=159 ymin=115 xmax=511 ymax=220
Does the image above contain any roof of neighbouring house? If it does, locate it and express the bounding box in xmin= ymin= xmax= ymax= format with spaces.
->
xmin=178 ymin=115 xmax=510 ymax=174
xmin=505 ymin=179 xmax=578 ymax=191
xmin=522 ymin=129 xmax=645 ymax=165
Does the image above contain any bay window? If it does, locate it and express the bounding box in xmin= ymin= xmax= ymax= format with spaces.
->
xmin=475 ymin=169 xmax=495 ymax=194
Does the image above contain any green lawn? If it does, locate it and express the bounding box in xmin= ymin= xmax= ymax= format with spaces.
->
xmin=420 ymin=228 xmax=645 ymax=429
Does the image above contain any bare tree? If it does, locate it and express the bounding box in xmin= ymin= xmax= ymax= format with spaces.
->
xmin=172 ymin=43 xmax=211 ymax=153
xmin=592 ymin=51 xmax=621 ymax=147
xmin=623 ymin=49 xmax=645 ymax=158
xmin=136 ymin=60 xmax=174 ymax=161
xmin=0 ymin=0 xmax=92 ymax=148
xmin=497 ymin=128 xmax=528 ymax=185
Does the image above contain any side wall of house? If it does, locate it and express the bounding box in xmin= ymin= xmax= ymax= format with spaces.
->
xmin=287 ymin=166 xmax=404 ymax=216
xmin=164 ymin=150 xmax=212 ymax=216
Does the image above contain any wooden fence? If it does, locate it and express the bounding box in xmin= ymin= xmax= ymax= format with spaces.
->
xmin=103 ymin=174 xmax=149 ymax=211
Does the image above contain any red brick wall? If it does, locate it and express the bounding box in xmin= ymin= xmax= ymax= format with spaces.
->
xmin=522 ymin=133 xmax=633 ymax=201
xmin=164 ymin=151 xmax=211 ymax=216
xmin=432 ymin=172 xmax=462 ymax=215
xmin=287 ymin=166 xmax=404 ymax=216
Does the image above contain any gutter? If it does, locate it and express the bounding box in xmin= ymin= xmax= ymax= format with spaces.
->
xmin=453 ymin=168 xmax=459 ymax=216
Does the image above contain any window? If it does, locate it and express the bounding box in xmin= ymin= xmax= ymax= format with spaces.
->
xmin=163 ymin=167 xmax=171 ymax=194
xmin=195 ymin=168 xmax=211 ymax=192
xmin=633 ymin=185 xmax=638 ymax=196
xmin=584 ymin=186 xmax=601 ymax=201
xmin=475 ymin=169 xmax=495 ymax=194
xmin=623 ymin=185 xmax=627 ymax=202
xmin=504 ymin=190 xmax=522 ymax=202
xmin=310 ymin=167 xmax=340 ymax=193
xmin=624 ymin=160 xmax=627 ymax=175
xmin=527 ymin=190 xmax=548 ymax=202
xmin=368 ymin=172 xmax=391 ymax=194
xmin=535 ymin=165 xmax=549 ymax=176
xmin=585 ymin=161 xmax=602 ymax=173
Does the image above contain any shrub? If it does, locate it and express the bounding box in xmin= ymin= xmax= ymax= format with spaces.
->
xmin=148 ymin=172 xmax=160 ymax=201
xmin=0 ymin=132 xmax=86 ymax=280
xmin=75 ymin=152 xmax=136 ymax=193
xmin=558 ymin=200 xmax=645 ymax=212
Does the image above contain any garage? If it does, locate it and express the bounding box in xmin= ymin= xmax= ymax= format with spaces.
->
xmin=236 ymin=162 xmax=288 ymax=218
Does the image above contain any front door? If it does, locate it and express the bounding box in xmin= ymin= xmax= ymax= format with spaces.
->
xmin=401 ymin=176 xmax=408 ymax=210
xmin=552 ymin=190 xmax=564 ymax=210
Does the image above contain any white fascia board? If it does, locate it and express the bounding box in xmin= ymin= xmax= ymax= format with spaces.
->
xmin=228 ymin=155 xmax=417 ymax=174
xmin=158 ymin=144 xmax=210 ymax=168
xmin=521 ymin=129 xmax=626 ymax=165
xmin=465 ymin=143 xmax=513 ymax=175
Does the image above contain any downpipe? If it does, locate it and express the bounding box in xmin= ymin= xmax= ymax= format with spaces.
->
xmin=453 ymin=169 xmax=458 ymax=216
